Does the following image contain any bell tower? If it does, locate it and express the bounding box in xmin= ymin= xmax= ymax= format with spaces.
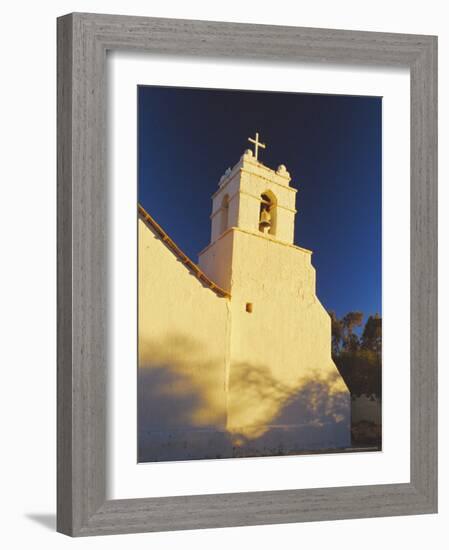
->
xmin=207 ymin=135 xmax=297 ymax=245
xmin=196 ymin=134 xmax=349 ymax=444
xmin=198 ymin=133 xmax=298 ymax=292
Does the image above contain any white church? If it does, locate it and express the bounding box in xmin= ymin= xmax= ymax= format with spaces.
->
xmin=138 ymin=133 xmax=350 ymax=462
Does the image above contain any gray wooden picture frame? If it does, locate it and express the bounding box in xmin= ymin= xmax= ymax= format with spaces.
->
xmin=57 ymin=12 xmax=438 ymax=537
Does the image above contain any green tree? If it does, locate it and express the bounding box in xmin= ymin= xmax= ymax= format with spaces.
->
xmin=361 ymin=313 xmax=382 ymax=354
xmin=328 ymin=310 xmax=364 ymax=354
xmin=342 ymin=311 xmax=364 ymax=351
xmin=329 ymin=311 xmax=382 ymax=398
xmin=329 ymin=311 xmax=344 ymax=356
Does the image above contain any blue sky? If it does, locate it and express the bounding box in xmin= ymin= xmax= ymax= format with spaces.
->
xmin=138 ymin=86 xmax=382 ymax=321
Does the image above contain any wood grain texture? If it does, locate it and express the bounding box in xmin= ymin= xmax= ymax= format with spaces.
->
xmin=57 ymin=13 xmax=74 ymax=536
xmin=56 ymin=12 xmax=438 ymax=536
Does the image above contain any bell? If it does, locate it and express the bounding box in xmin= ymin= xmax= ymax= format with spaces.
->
xmin=259 ymin=208 xmax=271 ymax=228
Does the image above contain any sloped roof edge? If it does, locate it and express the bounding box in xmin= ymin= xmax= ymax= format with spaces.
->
xmin=138 ymin=204 xmax=231 ymax=299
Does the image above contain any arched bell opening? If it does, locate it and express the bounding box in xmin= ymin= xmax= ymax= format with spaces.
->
xmin=259 ymin=191 xmax=277 ymax=236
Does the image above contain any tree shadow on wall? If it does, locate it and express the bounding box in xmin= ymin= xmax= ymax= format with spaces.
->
xmin=138 ymin=335 xmax=350 ymax=462
xmin=138 ymin=333 xmax=227 ymax=431
xmin=227 ymin=362 xmax=350 ymax=455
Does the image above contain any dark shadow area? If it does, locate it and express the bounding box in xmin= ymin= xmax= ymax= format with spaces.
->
xmin=25 ymin=513 xmax=56 ymax=531
xmin=274 ymin=378 xmax=349 ymax=425
xmin=139 ymin=365 xmax=205 ymax=430
xmin=138 ymin=333 xmax=228 ymax=461
xmin=139 ymin=333 xmax=226 ymax=431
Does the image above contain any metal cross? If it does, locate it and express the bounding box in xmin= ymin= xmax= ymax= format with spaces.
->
xmin=248 ymin=131 xmax=266 ymax=160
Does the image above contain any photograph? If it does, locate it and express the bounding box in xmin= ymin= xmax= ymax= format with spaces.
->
xmin=137 ymin=85 xmax=382 ymax=462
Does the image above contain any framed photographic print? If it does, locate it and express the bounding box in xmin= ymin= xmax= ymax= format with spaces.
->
xmin=57 ymin=12 xmax=437 ymax=536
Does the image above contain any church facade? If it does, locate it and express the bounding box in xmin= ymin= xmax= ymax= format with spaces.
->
xmin=138 ymin=140 xmax=350 ymax=462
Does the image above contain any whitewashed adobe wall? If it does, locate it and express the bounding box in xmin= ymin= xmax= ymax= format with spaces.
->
xmin=352 ymin=394 xmax=382 ymax=425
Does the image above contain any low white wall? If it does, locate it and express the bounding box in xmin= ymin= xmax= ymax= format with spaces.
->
xmin=352 ymin=394 xmax=382 ymax=425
